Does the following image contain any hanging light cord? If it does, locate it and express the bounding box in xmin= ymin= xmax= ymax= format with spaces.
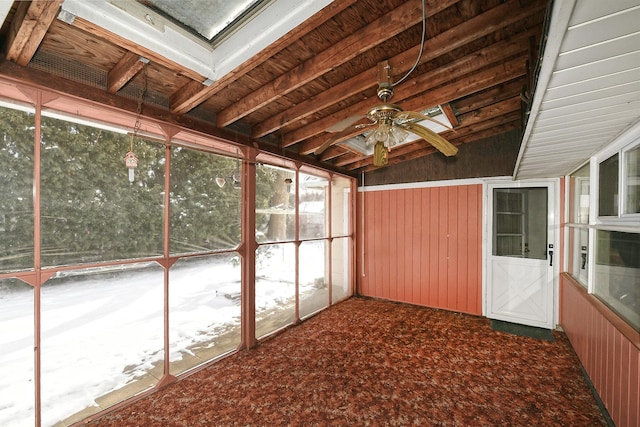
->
xmin=393 ymin=0 xmax=426 ymax=87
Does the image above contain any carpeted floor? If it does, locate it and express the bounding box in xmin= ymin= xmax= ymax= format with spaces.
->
xmin=87 ymin=297 xmax=607 ymax=426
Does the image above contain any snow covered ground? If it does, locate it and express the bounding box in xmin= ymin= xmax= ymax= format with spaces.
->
xmin=0 ymin=242 xmax=329 ymax=427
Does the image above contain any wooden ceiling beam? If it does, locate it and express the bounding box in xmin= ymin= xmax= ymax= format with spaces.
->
xmin=440 ymin=103 xmax=459 ymax=127
xmin=216 ymin=0 xmax=456 ymax=128
xmin=5 ymin=0 xmax=63 ymax=66
xmin=295 ymin=53 xmax=527 ymax=155
xmin=107 ymin=52 xmax=148 ymax=94
xmin=453 ymin=77 xmax=525 ymax=115
xmin=254 ymin=0 xmax=545 ymax=139
xmin=70 ymin=16 xmax=205 ymax=82
xmin=169 ymin=0 xmax=359 ymax=115
xmin=287 ymin=26 xmax=537 ymax=150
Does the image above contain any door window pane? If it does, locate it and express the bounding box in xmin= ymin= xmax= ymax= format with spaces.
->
xmin=598 ymin=154 xmax=619 ymax=217
xmin=625 ymin=145 xmax=640 ymax=214
xmin=493 ymin=188 xmax=547 ymax=259
xmin=0 ymin=106 xmax=34 ymax=272
xmin=40 ymin=116 xmax=165 ymax=266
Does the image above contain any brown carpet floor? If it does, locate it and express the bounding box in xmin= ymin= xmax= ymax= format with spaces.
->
xmin=87 ymin=297 xmax=607 ymax=426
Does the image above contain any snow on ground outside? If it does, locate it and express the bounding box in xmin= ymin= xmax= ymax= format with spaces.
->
xmin=0 ymin=242 xmax=326 ymax=427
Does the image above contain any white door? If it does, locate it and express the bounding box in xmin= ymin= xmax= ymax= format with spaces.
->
xmin=486 ymin=181 xmax=556 ymax=329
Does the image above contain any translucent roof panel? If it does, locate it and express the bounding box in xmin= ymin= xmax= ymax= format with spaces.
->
xmin=142 ymin=0 xmax=266 ymax=43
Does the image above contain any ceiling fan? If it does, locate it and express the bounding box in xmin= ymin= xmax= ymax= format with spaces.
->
xmin=314 ymin=62 xmax=458 ymax=167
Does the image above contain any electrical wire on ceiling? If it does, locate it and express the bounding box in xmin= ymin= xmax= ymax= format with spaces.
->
xmin=393 ymin=0 xmax=426 ymax=87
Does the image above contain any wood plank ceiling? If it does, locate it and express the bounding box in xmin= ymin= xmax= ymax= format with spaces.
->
xmin=0 ymin=0 xmax=548 ymax=175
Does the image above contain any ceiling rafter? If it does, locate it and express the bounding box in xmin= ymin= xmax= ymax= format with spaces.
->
xmin=0 ymin=0 xmax=552 ymax=174
xmin=107 ymin=51 xmax=148 ymax=94
xmin=253 ymin=0 xmax=545 ymax=140
xmin=169 ymin=0 xmax=359 ymax=115
xmin=293 ymin=45 xmax=529 ymax=155
xmin=215 ymin=0 xmax=457 ymax=128
xmin=5 ymin=0 xmax=63 ymax=66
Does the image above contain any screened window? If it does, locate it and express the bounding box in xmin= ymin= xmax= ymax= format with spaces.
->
xmin=256 ymin=164 xmax=295 ymax=243
xmin=568 ymin=163 xmax=590 ymax=287
xmin=40 ymin=116 xmax=165 ymax=266
xmin=0 ymin=105 xmax=34 ymax=272
xmin=0 ymin=278 xmax=34 ymax=426
xmin=624 ymin=144 xmax=640 ymax=214
xmin=0 ymin=87 xmax=354 ymax=426
xmin=598 ymin=154 xmax=619 ymax=217
xmin=594 ymin=230 xmax=639 ymax=330
xmin=569 ymin=137 xmax=640 ymax=331
xmin=298 ymin=172 xmax=328 ymax=240
xmin=170 ymin=147 xmax=241 ymax=254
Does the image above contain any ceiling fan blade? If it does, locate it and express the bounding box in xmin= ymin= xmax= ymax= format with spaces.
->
xmin=395 ymin=110 xmax=453 ymax=131
xmin=326 ymin=114 xmax=365 ymax=132
xmin=314 ymin=125 xmax=362 ymax=155
xmin=401 ymin=122 xmax=458 ymax=157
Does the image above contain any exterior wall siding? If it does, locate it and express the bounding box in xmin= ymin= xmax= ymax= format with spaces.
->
xmin=357 ymin=183 xmax=482 ymax=315
xmin=560 ymin=273 xmax=639 ymax=427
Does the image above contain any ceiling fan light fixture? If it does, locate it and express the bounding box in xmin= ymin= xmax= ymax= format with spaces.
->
xmin=390 ymin=125 xmax=409 ymax=146
xmin=365 ymin=123 xmax=409 ymax=149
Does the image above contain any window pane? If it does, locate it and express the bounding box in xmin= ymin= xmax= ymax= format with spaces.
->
xmin=570 ymin=163 xmax=590 ymax=224
xmin=256 ymin=243 xmax=295 ymax=338
xmin=256 ymin=164 xmax=295 ymax=243
xmin=625 ymin=145 xmax=640 ymax=214
xmin=40 ymin=116 xmax=165 ymax=266
xmin=331 ymin=237 xmax=352 ymax=302
xmin=299 ymin=173 xmax=327 ymax=240
xmin=299 ymin=240 xmax=328 ymax=319
xmin=594 ymin=230 xmax=639 ymax=330
xmin=598 ymin=154 xmax=619 ymax=216
xmin=0 ymin=278 xmax=34 ymax=426
xmin=0 ymin=106 xmax=34 ymax=272
xmin=568 ymin=227 xmax=588 ymax=287
xmin=169 ymin=254 xmax=241 ymax=376
xmin=331 ymin=176 xmax=352 ymax=237
xmin=41 ymin=263 xmax=164 ymax=425
xmin=170 ymin=147 xmax=241 ymax=254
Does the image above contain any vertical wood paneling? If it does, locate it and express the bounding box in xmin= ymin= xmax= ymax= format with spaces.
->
xmin=447 ymin=187 xmax=458 ymax=309
xmin=560 ymin=274 xmax=639 ymax=427
xmin=357 ymin=183 xmax=483 ymax=315
xmin=412 ymin=188 xmax=422 ymax=304
xmin=437 ymin=187 xmax=448 ymax=307
xmin=402 ymin=189 xmax=413 ymax=303
xmin=457 ymin=186 xmax=469 ymax=312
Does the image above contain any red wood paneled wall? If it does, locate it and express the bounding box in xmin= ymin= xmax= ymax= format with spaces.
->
xmin=560 ymin=274 xmax=639 ymax=427
xmin=357 ymin=183 xmax=482 ymax=315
